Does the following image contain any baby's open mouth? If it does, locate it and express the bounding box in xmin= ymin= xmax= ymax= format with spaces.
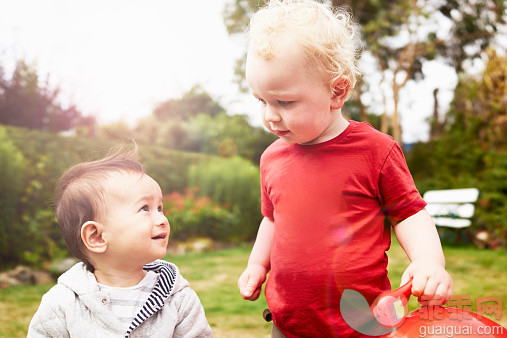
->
xmin=152 ymin=233 xmax=167 ymax=240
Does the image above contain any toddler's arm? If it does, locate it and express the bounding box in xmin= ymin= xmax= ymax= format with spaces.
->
xmin=393 ymin=209 xmax=453 ymax=305
xmin=238 ymin=216 xmax=274 ymax=301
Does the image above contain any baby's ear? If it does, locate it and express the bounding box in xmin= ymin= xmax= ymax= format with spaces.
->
xmin=330 ymin=76 xmax=351 ymax=109
xmin=81 ymin=221 xmax=107 ymax=253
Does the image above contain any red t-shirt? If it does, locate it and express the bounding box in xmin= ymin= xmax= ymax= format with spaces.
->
xmin=260 ymin=121 xmax=426 ymax=337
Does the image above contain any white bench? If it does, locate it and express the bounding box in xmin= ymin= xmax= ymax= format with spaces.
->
xmin=423 ymin=188 xmax=479 ymax=228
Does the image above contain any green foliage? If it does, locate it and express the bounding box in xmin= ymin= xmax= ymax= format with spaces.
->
xmin=187 ymin=112 xmax=276 ymax=163
xmin=0 ymin=126 xmax=69 ymax=269
xmin=163 ymin=188 xmax=239 ymax=241
xmin=436 ymin=0 xmax=506 ymax=72
xmin=189 ymin=157 xmax=262 ymax=241
xmin=153 ymin=85 xmax=224 ymax=121
xmin=138 ymin=144 xmax=209 ymax=193
xmin=1 ymin=126 xmax=113 ymax=269
xmin=1 ymin=124 xmax=266 ymax=268
xmin=97 ymin=121 xmax=135 ymax=141
xmin=133 ymin=85 xmax=276 ymax=164
xmin=409 ymin=143 xmax=506 ymax=246
xmin=1 ymin=124 xmax=267 ymax=267
xmin=0 ymin=127 xmax=27 ymax=266
xmin=0 ymin=125 xmax=212 ymax=269
xmin=407 ymin=51 xmax=506 ymax=246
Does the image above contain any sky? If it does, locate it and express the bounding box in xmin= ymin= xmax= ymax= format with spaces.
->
xmin=0 ymin=0 xmax=492 ymax=143
xmin=0 ymin=0 xmax=253 ymax=127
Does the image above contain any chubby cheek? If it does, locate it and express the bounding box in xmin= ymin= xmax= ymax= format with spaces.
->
xmin=284 ymin=114 xmax=309 ymax=133
xmin=262 ymin=120 xmax=271 ymax=132
xmin=260 ymin=108 xmax=268 ymax=125
xmin=261 ymin=115 xmax=273 ymax=132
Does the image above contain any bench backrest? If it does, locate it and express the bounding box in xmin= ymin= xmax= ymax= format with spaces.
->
xmin=423 ymin=188 xmax=479 ymax=228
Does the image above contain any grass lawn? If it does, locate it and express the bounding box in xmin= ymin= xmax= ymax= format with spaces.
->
xmin=1 ymin=239 xmax=505 ymax=337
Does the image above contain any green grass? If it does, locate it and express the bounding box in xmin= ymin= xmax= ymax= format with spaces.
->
xmin=169 ymin=246 xmax=271 ymax=337
xmin=0 ymin=284 xmax=54 ymax=338
xmin=1 ymin=241 xmax=505 ymax=337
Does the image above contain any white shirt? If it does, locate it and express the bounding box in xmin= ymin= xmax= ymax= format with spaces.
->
xmin=98 ymin=271 xmax=159 ymax=330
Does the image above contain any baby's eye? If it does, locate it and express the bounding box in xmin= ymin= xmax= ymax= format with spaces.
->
xmin=278 ymin=100 xmax=293 ymax=106
xmin=140 ymin=205 xmax=149 ymax=212
xmin=257 ymin=98 xmax=267 ymax=105
xmin=158 ymin=205 xmax=163 ymax=213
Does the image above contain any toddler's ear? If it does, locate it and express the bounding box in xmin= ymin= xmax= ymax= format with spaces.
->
xmin=330 ymin=76 xmax=351 ymax=109
xmin=81 ymin=221 xmax=107 ymax=253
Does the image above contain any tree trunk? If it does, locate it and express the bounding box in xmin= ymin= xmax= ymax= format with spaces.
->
xmin=356 ymin=84 xmax=368 ymax=123
xmin=392 ymin=84 xmax=402 ymax=146
xmin=380 ymin=89 xmax=389 ymax=134
xmin=381 ymin=113 xmax=389 ymax=135
xmin=430 ymin=88 xmax=441 ymax=140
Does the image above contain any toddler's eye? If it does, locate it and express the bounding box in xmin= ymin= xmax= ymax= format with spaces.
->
xmin=158 ymin=205 xmax=163 ymax=213
xmin=278 ymin=100 xmax=293 ymax=106
xmin=258 ymin=98 xmax=267 ymax=105
xmin=140 ymin=205 xmax=149 ymax=212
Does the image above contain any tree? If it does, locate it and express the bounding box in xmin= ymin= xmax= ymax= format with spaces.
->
xmin=0 ymin=60 xmax=87 ymax=132
xmin=339 ymin=0 xmax=505 ymax=144
xmin=406 ymin=50 xmax=506 ymax=244
xmin=0 ymin=127 xmax=26 ymax=267
xmin=436 ymin=0 xmax=506 ymax=73
xmin=153 ymin=85 xmax=224 ymax=121
xmin=134 ymin=87 xmax=276 ymax=163
xmin=188 ymin=112 xmax=276 ymax=163
xmin=363 ymin=0 xmax=438 ymax=144
xmin=447 ymin=48 xmax=506 ymax=151
xmin=97 ymin=121 xmax=135 ymax=141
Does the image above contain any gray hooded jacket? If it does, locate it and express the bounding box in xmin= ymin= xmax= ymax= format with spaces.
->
xmin=28 ymin=260 xmax=213 ymax=337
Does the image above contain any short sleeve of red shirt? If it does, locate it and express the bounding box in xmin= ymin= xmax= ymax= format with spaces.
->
xmin=261 ymin=168 xmax=274 ymax=219
xmin=378 ymin=142 xmax=427 ymax=223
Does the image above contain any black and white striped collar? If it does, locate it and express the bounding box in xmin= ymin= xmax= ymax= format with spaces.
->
xmin=124 ymin=260 xmax=178 ymax=337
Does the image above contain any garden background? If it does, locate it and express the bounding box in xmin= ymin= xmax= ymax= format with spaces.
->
xmin=0 ymin=0 xmax=505 ymax=336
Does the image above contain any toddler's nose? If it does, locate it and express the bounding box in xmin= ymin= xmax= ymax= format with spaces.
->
xmin=264 ymin=105 xmax=281 ymax=123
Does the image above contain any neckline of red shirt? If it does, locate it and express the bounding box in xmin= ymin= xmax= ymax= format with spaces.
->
xmin=292 ymin=120 xmax=358 ymax=150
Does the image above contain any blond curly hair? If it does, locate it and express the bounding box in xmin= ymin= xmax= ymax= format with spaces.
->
xmin=248 ymin=0 xmax=361 ymax=92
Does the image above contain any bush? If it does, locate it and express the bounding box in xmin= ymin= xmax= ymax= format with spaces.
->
xmin=0 ymin=127 xmax=27 ymax=269
xmin=406 ymin=51 xmax=506 ymax=247
xmin=163 ymin=188 xmax=239 ymax=241
xmin=189 ymin=156 xmax=262 ymax=241
xmin=140 ymin=145 xmax=212 ymax=193
xmin=1 ymin=125 xmax=212 ymax=269
xmin=407 ymin=142 xmax=506 ymax=247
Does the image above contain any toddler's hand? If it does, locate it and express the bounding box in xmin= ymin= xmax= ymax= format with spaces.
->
xmin=238 ymin=264 xmax=267 ymax=301
xmin=401 ymin=260 xmax=453 ymax=306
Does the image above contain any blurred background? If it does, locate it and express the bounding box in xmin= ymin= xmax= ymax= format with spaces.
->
xmin=0 ymin=0 xmax=505 ymax=336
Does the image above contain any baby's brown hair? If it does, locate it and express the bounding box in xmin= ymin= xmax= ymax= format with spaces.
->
xmin=55 ymin=146 xmax=144 ymax=271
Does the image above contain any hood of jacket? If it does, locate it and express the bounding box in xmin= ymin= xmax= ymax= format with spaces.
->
xmin=58 ymin=259 xmax=184 ymax=296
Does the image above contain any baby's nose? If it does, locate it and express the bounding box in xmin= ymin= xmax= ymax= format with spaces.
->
xmin=155 ymin=213 xmax=169 ymax=227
